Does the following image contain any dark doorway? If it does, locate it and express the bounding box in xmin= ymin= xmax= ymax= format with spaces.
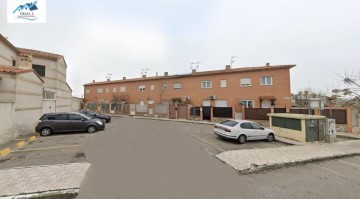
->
xmin=202 ymin=106 xmax=211 ymax=120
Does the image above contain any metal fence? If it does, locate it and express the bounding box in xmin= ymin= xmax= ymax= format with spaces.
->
xmin=213 ymin=107 xmax=233 ymax=118
xmin=190 ymin=107 xmax=200 ymax=116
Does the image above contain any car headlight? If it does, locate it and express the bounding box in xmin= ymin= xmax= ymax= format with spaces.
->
xmin=96 ymin=121 xmax=103 ymax=125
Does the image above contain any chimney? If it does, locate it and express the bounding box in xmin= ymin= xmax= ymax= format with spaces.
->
xmin=225 ymin=65 xmax=231 ymax=70
xmin=123 ymin=77 xmax=126 ymax=80
xmin=142 ymin=74 xmax=146 ymax=78
xmin=106 ymin=78 xmax=110 ymax=82
xmin=92 ymin=80 xmax=95 ymax=83
xmin=156 ymin=72 xmax=158 ymax=77
xmin=164 ymin=72 xmax=168 ymax=76
xmin=266 ymin=63 xmax=270 ymax=66
xmin=192 ymin=69 xmax=196 ymax=74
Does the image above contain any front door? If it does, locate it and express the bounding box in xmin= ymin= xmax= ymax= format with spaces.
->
xmin=110 ymin=103 xmax=115 ymax=114
xmin=202 ymin=106 xmax=211 ymax=120
xmin=42 ymin=100 xmax=56 ymax=114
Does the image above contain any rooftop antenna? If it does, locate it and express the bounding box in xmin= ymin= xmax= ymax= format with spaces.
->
xmin=105 ymin=73 xmax=113 ymax=81
xmin=230 ymin=56 xmax=238 ymax=66
xmin=141 ymin=68 xmax=150 ymax=76
xmin=190 ymin=61 xmax=201 ymax=70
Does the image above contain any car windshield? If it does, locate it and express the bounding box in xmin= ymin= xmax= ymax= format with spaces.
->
xmin=78 ymin=113 xmax=92 ymax=120
xmin=220 ymin=120 xmax=239 ymax=127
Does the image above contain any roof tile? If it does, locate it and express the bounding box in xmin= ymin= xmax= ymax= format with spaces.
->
xmin=17 ymin=48 xmax=63 ymax=60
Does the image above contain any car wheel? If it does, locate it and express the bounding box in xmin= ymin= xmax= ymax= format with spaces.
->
xmin=40 ymin=128 xmax=52 ymax=136
xmin=87 ymin=125 xmax=97 ymax=134
xmin=267 ymin=133 xmax=275 ymax=142
xmin=238 ymin=135 xmax=246 ymax=144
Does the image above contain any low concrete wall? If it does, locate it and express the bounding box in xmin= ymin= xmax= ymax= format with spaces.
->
xmin=0 ymin=102 xmax=15 ymax=144
xmin=72 ymin=97 xmax=83 ymax=111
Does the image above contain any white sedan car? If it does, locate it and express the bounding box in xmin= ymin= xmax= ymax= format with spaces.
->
xmin=214 ymin=120 xmax=275 ymax=144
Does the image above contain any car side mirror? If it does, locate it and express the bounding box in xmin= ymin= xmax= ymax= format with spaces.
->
xmin=81 ymin=119 xmax=85 ymax=122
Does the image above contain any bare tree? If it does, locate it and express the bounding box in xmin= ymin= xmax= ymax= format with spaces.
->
xmin=332 ymin=70 xmax=360 ymax=107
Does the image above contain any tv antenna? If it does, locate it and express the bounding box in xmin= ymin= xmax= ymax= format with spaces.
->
xmin=190 ymin=61 xmax=201 ymax=70
xmin=105 ymin=73 xmax=113 ymax=81
xmin=141 ymin=68 xmax=150 ymax=76
xmin=230 ymin=56 xmax=238 ymax=66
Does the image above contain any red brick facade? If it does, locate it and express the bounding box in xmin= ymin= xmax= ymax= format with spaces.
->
xmin=83 ymin=64 xmax=295 ymax=112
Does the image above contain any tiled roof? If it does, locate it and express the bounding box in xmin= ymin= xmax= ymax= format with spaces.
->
xmin=0 ymin=65 xmax=33 ymax=74
xmin=17 ymin=48 xmax=63 ymax=60
xmin=0 ymin=65 xmax=45 ymax=82
xmin=84 ymin=64 xmax=296 ymax=86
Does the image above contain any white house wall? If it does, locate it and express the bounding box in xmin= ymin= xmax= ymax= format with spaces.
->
xmin=0 ymin=42 xmax=17 ymax=66
xmin=0 ymin=102 xmax=15 ymax=144
xmin=0 ymin=73 xmax=16 ymax=102
xmin=14 ymin=72 xmax=43 ymax=137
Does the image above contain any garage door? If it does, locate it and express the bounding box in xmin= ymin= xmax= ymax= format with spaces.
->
xmin=215 ymin=100 xmax=227 ymax=107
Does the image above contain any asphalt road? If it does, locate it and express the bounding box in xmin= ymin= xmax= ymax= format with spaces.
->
xmin=77 ymin=118 xmax=255 ymax=199
xmin=0 ymin=133 xmax=89 ymax=170
xmin=1 ymin=117 xmax=360 ymax=198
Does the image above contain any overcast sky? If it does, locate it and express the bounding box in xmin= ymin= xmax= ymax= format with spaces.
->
xmin=1 ymin=0 xmax=359 ymax=97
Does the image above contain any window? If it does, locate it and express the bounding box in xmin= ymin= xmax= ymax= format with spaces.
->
xmin=240 ymin=78 xmax=251 ymax=87
xmin=12 ymin=60 xmax=16 ymax=67
xmin=173 ymin=83 xmax=182 ymax=90
xmin=97 ymin=88 xmax=103 ymax=93
xmin=139 ymin=85 xmax=145 ymax=91
xmin=113 ymin=87 xmax=116 ymax=92
xmin=201 ymin=81 xmax=212 ymax=88
xmin=54 ymin=114 xmax=68 ymax=120
xmin=106 ymin=88 xmax=109 ymax=93
xmin=241 ymin=100 xmax=254 ymax=108
xmin=85 ymin=89 xmax=90 ymax=94
xmin=150 ymin=85 xmax=155 ymax=91
xmin=32 ymin=64 xmax=46 ymax=77
xmin=220 ymin=120 xmax=239 ymax=127
xmin=162 ymin=83 xmax=167 ymax=91
xmin=240 ymin=122 xmax=253 ymax=129
xmin=261 ymin=76 xmax=272 ymax=86
xmin=220 ymin=80 xmax=227 ymax=88
xmin=43 ymin=90 xmax=55 ymax=99
xmin=120 ymin=86 xmax=126 ymax=92
xmin=250 ymin=122 xmax=263 ymax=129
xmin=69 ymin=114 xmax=84 ymax=121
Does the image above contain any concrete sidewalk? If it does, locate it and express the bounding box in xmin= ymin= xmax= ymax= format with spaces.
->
xmin=0 ymin=162 xmax=90 ymax=198
xmin=216 ymin=140 xmax=360 ymax=173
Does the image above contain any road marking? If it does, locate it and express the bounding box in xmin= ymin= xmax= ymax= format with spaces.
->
xmin=15 ymin=141 xmax=27 ymax=148
xmin=314 ymin=165 xmax=360 ymax=182
xmin=338 ymin=160 xmax=360 ymax=168
xmin=11 ymin=145 xmax=83 ymax=153
xmin=189 ymin=134 xmax=225 ymax=152
xmin=0 ymin=148 xmax=11 ymax=156
xmin=247 ymin=144 xmax=257 ymax=149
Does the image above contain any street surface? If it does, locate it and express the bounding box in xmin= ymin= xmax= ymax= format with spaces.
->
xmin=1 ymin=117 xmax=360 ymax=198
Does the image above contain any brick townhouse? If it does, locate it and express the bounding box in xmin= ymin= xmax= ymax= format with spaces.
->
xmin=83 ymin=64 xmax=295 ymax=116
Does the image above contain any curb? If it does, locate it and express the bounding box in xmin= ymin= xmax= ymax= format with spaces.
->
xmin=336 ymin=134 xmax=360 ymax=140
xmin=0 ymin=133 xmax=38 ymax=157
xmin=110 ymin=114 xmax=215 ymax=125
xmin=0 ymin=188 xmax=78 ymax=199
xmin=0 ymin=148 xmax=11 ymax=157
xmin=233 ymin=152 xmax=360 ymax=174
xmin=15 ymin=141 xmax=26 ymax=148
